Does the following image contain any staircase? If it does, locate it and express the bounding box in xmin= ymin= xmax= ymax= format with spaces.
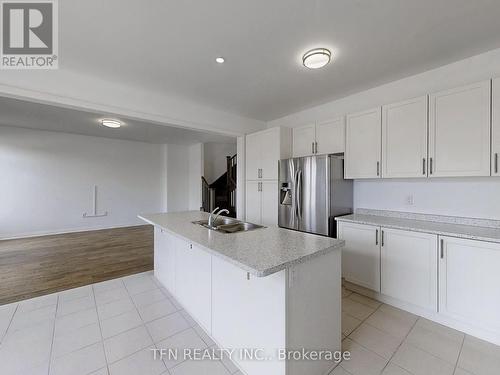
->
xmin=201 ymin=154 xmax=237 ymax=217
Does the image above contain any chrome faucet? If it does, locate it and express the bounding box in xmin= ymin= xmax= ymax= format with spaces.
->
xmin=208 ymin=207 xmax=229 ymax=229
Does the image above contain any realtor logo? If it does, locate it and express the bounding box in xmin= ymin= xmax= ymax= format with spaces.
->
xmin=1 ymin=0 xmax=58 ymax=69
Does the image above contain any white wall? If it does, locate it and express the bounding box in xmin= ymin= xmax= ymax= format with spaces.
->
xmin=268 ymin=47 xmax=500 ymax=220
xmin=165 ymin=144 xmax=189 ymax=213
xmin=203 ymin=142 xmax=237 ymax=184
xmin=354 ymin=179 xmax=500 ymax=220
xmin=0 ymin=126 xmax=166 ymax=238
xmin=188 ymin=143 xmax=204 ymax=211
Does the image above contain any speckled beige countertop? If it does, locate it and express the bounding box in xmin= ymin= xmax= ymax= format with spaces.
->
xmin=139 ymin=211 xmax=344 ymax=277
xmin=336 ymin=210 xmax=500 ymax=244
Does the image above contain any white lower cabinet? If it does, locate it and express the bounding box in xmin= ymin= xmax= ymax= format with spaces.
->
xmin=381 ymin=228 xmax=438 ymax=311
xmin=338 ymin=222 xmax=380 ymax=292
xmin=245 ymin=180 xmax=279 ymax=225
xmin=154 ymin=228 xmax=176 ymax=293
xmin=175 ymin=241 xmax=212 ymax=333
xmin=245 ymin=181 xmax=261 ymax=224
xmin=154 ymin=226 xmax=342 ymax=375
xmin=439 ymin=236 xmax=500 ymax=332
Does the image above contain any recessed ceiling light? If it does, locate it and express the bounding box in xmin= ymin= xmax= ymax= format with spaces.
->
xmin=302 ymin=48 xmax=332 ymax=69
xmin=215 ymin=57 xmax=225 ymax=64
xmin=100 ymin=119 xmax=122 ymax=128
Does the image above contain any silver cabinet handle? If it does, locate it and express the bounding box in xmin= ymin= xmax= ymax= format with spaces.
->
xmin=430 ymin=158 xmax=433 ymax=175
xmin=375 ymin=229 xmax=379 ymax=245
xmin=315 ymin=141 xmax=318 ymax=154
xmin=381 ymin=230 xmax=385 ymax=247
xmin=495 ymin=153 xmax=499 ymax=174
xmin=376 ymin=161 xmax=380 ymax=176
xmin=440 ymin=238 xmax=444 ymax=259
xmin=423 ymin=158 xmax=426 ymax=175
xmin=312 ymin=142 xmax=315 ymax=154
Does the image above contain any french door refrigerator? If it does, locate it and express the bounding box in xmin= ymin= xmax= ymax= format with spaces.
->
xmin=278 ymin=155 xmax=353 ymax=237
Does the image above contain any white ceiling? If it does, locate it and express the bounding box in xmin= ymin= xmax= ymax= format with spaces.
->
xmin=59 ymin=0 xmax=500 ymax=121
xmin=0 ymin=96 xmax=236 ymax=144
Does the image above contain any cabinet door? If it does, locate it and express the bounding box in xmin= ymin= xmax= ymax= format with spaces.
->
xmin=261 ymin=180 xmax=278 ymax=226
xmin=245 ymin=132 xmax=261 ymax=180
xmin=164 ymin=232 xmax=177 ymax=293
xmin=439 ymin=236 xmax=500 ymax=332
xmin=245 ymin=181 xmax=261 ymax=224
xmin=492 ymin=78 xmax=500 ymax=176
xmin=382 ymin=96 xmax=429 ymax=178
xmin=338 ymin=222 xmax=381 ymax=292
xmin=345 ymin=108 xmax=382 ymax=179
xmin=292 ymin=123 xmax=316 ymax=157
xmin=316 ymin=117 xmax=345 ymax=155
xmin=154 ymin=227 xmax=167 ymax=285
xmin=175 ymin=241 xmax=212 ymax=332
xmin=429 ymin=81 xmax=491 ymax=177
xmin=260 ymin=128 xmax=281 ymax=180
xmin=381 ymin=228 xmax=437 ymax=311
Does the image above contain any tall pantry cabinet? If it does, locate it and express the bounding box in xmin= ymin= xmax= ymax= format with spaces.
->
xmin=245 ymin=127 xmax=291 ymax=225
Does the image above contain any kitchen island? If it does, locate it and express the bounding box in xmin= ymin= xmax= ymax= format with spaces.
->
xmin=139 ymin=211 xmax=344 ymax=375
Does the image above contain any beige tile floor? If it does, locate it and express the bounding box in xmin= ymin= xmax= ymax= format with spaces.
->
xmin=336 ymin=287 xmax=500 ymax=375
xmin=0 ymin=272 xmax=499 ymax=375
xmin=0 ymin=272 xmax=240 ymax=375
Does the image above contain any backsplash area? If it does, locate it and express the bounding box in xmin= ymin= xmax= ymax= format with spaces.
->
xmin=353 ymin=178 xmax=500 ymax=220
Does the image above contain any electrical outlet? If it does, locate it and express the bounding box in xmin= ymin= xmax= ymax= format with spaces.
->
xmin=405 ymin=195 xmax=414 ymax=205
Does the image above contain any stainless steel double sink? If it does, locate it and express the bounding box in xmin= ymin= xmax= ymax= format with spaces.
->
xmin=192 ymin=217 xmax=264 ymax=234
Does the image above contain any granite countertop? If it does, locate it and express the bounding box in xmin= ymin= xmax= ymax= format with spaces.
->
xmin=139 ymin=211 xmax=344 ymax=277
xmin=336 ymin=212 xmax=500 ymax=244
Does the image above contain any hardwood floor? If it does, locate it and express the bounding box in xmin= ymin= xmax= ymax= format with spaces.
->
xmin=0 ymin=225 xmax=153 ymax=305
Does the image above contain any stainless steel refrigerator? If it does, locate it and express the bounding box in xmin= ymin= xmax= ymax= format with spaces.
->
xmin=278 ymin=155 xmax=353 ymax=237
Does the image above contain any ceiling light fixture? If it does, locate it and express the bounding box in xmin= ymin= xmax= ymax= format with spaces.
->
xmin=215 ymin=57 xmax=225 ymax=64
xmin=100 ymin=119 xmax=122 ymax=128
xmin=302 ymin=48 xmax=332 ymax=69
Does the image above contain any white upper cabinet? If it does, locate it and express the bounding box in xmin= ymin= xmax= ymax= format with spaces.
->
xmin=439 ymin=236 xmax=500 ymax=332
xmin=345 ymin=107 xmax=382 ymax=179
xmin=245 ymin=132 xmax=261 ymax=180
xmin=316 ymin=117 xmax=345 ymax=155
xmin=245 ymin=127 xmax=291 ymax=181
xmin=292 ymin=123 xmax=316 ymax=157
xmin=429 ymin=80 xmax=491 ymax=177
xmin=382 ymin=96 xmax=429 ymax=178
xmin=292 ymin=118 xmax=345 ymax=157
xmin=492 ymin=78 xmax=500 ymax=176
xmin=381 ymin=228 xmax=438 ymax=312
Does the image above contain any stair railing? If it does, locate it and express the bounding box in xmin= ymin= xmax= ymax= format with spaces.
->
xmin=226 ymin=154 xmax=237 ymax=212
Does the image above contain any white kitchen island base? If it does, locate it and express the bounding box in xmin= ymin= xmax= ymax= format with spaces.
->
xmin=145 ymin=212 xmax=343 ymax=375
xmin=211 ymin=247 xmax=341 ymax=375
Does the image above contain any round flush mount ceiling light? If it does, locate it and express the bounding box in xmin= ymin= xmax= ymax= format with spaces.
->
xmin=215 ymin=57 xmax=225 ymax=64
xmin=100 ymin=119 xmax=122 ymax=128
xmin=302 ymin=48 xmax=332 ymax=69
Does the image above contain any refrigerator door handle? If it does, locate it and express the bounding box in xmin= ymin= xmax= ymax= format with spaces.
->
xmin=292 ymin=168 xmax=299 ymax=220
xmin=296 ymin=170 xmax=303 ymax=220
